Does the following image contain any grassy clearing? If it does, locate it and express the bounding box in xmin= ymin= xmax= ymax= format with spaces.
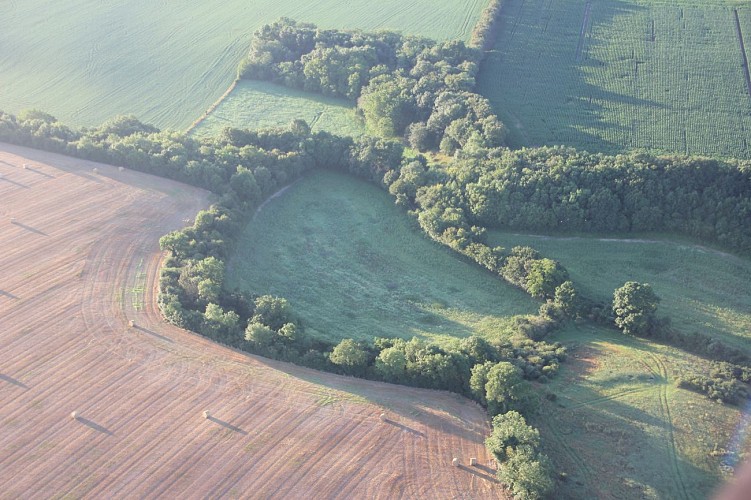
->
xmin=488 ymin=231 xmax=751 ymax=356
xmin=0 ymin=0 xmax=486 ymax=131
xmin=225 ymin=170 xmax=538 ymax=345
xmin=191 ymin=81 xmax=365 ymax=138
xmin=477 ymin=0 xmax=751 ymax=158
xmin=491 ymin=232 xmax=751 ymax=358
xmin=535 ymin=323 xmax=748 ymax=499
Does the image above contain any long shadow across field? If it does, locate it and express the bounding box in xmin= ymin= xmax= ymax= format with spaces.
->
xmin=477 ymin=0 xmax=652 ymax=152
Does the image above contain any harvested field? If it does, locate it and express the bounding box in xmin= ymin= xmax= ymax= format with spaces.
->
xmin=0 ymin=144 xmax=499 ymax=498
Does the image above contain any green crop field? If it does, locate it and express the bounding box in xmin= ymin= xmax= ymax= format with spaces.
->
xmin=0 ymin=0 xmax=487 ymax=131
xmin=535 ymin=323 xmax=747 ymax=499
xmin=191 ymin=81 xmax=365 ymax=138
xmin=488 ymin=231 xmax=751 ymax=356
xmin=477 ymin=0 xmax=751 ymax=158
xmin=225 ymin=170 xmax=538 ymax=345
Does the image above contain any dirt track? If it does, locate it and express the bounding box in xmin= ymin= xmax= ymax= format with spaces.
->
xmin=0 ymin=144 xmax=499 ymax=498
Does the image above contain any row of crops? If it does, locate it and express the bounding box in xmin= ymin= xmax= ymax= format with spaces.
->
xmin=477 ymin=0 xmax=751 ymax=158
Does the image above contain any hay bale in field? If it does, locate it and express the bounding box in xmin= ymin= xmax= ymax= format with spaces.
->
xmin=10 ymin=217 xmax=16 ymax=223
xmin=469 ymin=457 xmax=477 ymax=466
xmin=128 ymin=320 xmax=135 ymax=327
xmin=452 ymin=457 xmax=459 ymax=467
xmin=22 ymin=163 xmax=28 ymax=169
xmin=118 ymin=167 xmax=125 ymax=172
xmin=203 ymin=410 xmax=211 ymax=419
xmin=70 ymin=411 xmax=78 ymax=420
xmin=92 ymin=167 xmax=99 ymax=174
xmin=380 ymin=413 xmax=387 ymax=422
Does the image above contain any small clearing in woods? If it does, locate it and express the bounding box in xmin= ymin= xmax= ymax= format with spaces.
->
xmin=0 ymin=144 xmax=500 ymax=498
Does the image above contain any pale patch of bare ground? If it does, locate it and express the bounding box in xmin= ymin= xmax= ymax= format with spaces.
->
xmin=0 ymin=144 xmax=501 ymax=499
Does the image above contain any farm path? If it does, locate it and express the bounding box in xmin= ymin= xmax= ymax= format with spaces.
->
xmin=0 ymin=143 xmax=500 ymax=499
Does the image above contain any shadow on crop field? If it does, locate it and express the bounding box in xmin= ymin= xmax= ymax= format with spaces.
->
xmin=477 ymin=0 xmax=653 ymax=153
xmin=208 ymin=415 xmax=248 ymax=435
xmin=77 ymin=417 xmax=114 ymax=436
xmin=0 ymin=374 xmax=28 ymax=389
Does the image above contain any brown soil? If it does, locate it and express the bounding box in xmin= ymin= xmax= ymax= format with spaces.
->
xmin=0 ymin=143 xmax=501 ymax=498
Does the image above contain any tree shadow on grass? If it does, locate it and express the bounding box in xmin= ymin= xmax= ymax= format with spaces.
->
xmin=535 ymin=327 xmax=719 ymax=499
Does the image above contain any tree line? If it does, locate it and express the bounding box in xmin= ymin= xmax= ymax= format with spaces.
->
xmin=238 ymin=19 xmax=507 ymax=153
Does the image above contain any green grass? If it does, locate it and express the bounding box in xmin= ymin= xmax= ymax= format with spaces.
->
xmin=534 ymin=323 xmax=748 ymax=499
xmin=191 ymin=81 xmax=365 ymax=138
xmin=488 ymin=231 xmax=751 ymax=355
xmin=0 ymin=0 xmax=487 ymax=131
xmin=225 ymin=170 xmax=538 ymax=344
xmin=477 ymin=0 xmax=751 ymax=158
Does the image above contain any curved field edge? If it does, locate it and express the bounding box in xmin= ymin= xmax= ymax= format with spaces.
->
xmin=0 ymin=0 xmax=487 ymax=131
xmin=487 ymin=230 xmax=751 ymax=356
xmin=225 ymin=169 xmax=539 ymax=345
xmin=0 ymin=144 xmax=500 ymax=498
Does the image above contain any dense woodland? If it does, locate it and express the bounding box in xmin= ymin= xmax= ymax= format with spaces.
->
xmin=2 ymin=11 xmax=751 ymax=498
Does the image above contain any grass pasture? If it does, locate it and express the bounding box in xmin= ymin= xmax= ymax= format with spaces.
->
xmin=191 ymin=81 xmax=365 ymax=138
xmin=488 ymin=231 xmax=751 ymax=356
xmin=535 ymin=324 xmax=749 ymax=499
xmin=477 ymin=0 xmax=751 ymax=158
xmin=225 ymin=170 xmax=538 ymax=345
xmin=0 ymin=0 xmax=487 ymax=131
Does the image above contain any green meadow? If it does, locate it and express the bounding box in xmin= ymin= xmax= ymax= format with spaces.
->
xmin=225 ymin=170 xmax=538 ymax=345
xmin=477 ymin=0 xmax=751 ymax=158
xmin=488 ymin=231 xmax=751 ymax=356
xmin=191 ymin=81 xmax=365 ymax=138
xmin=0 ymin=0 xmax=487 ymax=130
xmin=535 ymin=323 xmax=746 ymax=499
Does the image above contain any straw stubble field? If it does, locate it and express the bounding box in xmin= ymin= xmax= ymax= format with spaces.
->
xmin=0 ymin=144 xmax=500 ymax=498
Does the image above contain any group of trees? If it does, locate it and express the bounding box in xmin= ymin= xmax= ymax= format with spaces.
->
xmin=238 ymin=19 xmax=507 ymax=153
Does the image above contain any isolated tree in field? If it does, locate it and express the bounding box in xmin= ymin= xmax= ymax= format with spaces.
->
xmin=330 ymin=339 xmax=368 ymax=375
xmin=612 ymin=281 xmax=660 ymax=336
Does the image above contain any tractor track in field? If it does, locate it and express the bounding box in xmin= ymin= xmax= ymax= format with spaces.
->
xmin=575 ymin=1 xmax=593 ymax=62
xmin=545 ymin=415 xmax=595 ymax=487
xmin=646 ymin=352 xmax=692 ymax=499
xmin=733 ymin=9 xmax=751 ymax=98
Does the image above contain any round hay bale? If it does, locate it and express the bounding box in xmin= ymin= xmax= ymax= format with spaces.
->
xmin=469 ymin=457 xmax=477 ymax=466
xmin=92 ymin=167 xmax=99 ymax=174
xmin=203 ymin=410 xmax=211 ymax=419
xmin=379 ymin=413 xmax=387 ymax=422
xmin=10 ymin=217 xmax=16 ymax=223
xmin=70 ymin=411 xmax=78 ymax=420
xmin=22 ymin=163 xmax=29 ymax=169
xmin=452 ymin=457 xmax=459 ymax=467
xmin=128 ymin=320 xmax=135 ymax=328
xmin=118 ymin=166 xmax=125 ymax=172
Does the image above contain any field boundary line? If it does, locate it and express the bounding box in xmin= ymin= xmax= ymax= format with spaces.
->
xmin=185 ymin=78 xmax=239 ymax=135
xmin=733 ymin=9 xmax=751 ymax=98
xmin=575 ymin=1 xmax=593 ymax=62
